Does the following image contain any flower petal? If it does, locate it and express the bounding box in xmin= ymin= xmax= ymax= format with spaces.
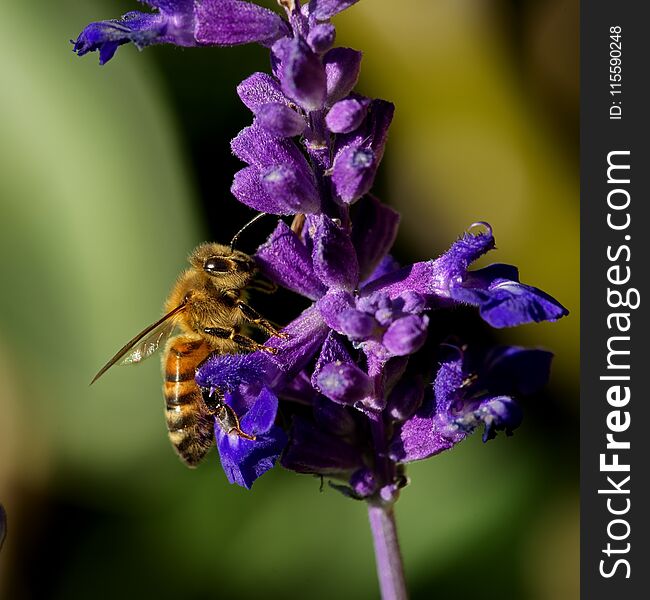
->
xmin=323 ymin=47 xmax=362 ymax=104
xmin=195 ymin=0 xmax=287 ymax=47
xmin=73 ymin=11 xmax=188 ymax=65
xmin=311 ymin=214 xmax=360 ymax=290
xmin=312 ymin=333 xmax=370 ymax=404
xmin=307 ymin=23 xmax=336 ymax=54
xmin=474 ymin=396 xmax=523 ymax=442
xmin=312 ymin=331 xmax=353 ymax=378
xmin=331 ymin=147 xmax=375 ymax=204
xmin=260 ymin=163 xmax=320 ymax=213
xmin=256 ymin=103 xmax=306 ymax=137
xmin=237 ymin=72 xmax=289 ymax=112
xmin=195 ymin=351 xmax=274 ymax=392
xmin=391 ymin=343 xmax=533 ymax=463
xmin=316 ymin=361 xmax=372 ymax=404
xmin=340 ymin=99 xmax=394 ymax=151
xmin=382 ymin=315 xmax=429 ymax=356
xmin=433 ymin=351 xmax=465 ymax=415
xmin=240 ymin=387 xmax=280 ymax=435
xmin=255 ymin=220 xmax=326 ymax=300
xmin=231 ymin=122 xmax=310 ymax=170
xmin=389 ymin=392 xmax=458 ymax=462
xmin=331 ymin=100 xmax=394 ymax=203
xmin=142 ymin=1 xmax=193 ymax=11
xmin=277 ymin=36 xmax=327 ymax=111
xmin=264 ymin=306 xmax=330 ymax=376
xmin=317 ymin=289 xmax=364 ymax=334
xmin=351 ymin=195 xmax=400 ymax=281
xmin=362 ymin=255 xmax=401 ymax=286
xmin=216 ymin=423 xmax=287 ymax=488
xmin=341 ymin=309 xmax=378 ymax=340
xmin=307 ymin=0 xmax=361 ymax=19
xmin=231 ymin=124 xmax=320 ymax=213
xmin=361 ymin=224 xmax=495 ymax=300
xmin=451 ymin=264 xmax=569 ymax=328
xmin=231 ymin=165 xmax=294 ymax=214
xmin=326 ymin=97 xmax=370 ymax=134
xmin=430 ymin=224 xmax=496 ymax=290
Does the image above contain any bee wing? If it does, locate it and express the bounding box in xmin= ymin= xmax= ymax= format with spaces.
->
xmin=91 ymin=303 xmax=186 ymax=385
xmin=118 ymin=319 xmax=177 ymax=366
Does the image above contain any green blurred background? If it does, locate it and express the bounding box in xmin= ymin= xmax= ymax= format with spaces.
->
xmin=0 ymin=0 xmax=578 ymax=598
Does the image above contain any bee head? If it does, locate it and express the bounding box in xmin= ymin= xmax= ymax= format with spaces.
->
xmin=189 ymin=243 xmax=256 ymax=286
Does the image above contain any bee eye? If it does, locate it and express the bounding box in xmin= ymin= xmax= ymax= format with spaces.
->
xmin=204 ymin=257 xmax=230 ymax=274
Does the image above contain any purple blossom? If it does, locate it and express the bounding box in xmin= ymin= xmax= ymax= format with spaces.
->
xmin=230 ymin=123 xmax=321 ymax=214
xmin=199 ymin=217 xmax=565 ymax=485
xmin=72 ymin=1 xmax=288 ymax=64
xmin=75 ymin=2 xmax=570 ymax=597
xmin=74 ymin=0 xmax=568 ymax=502
xmin=326 ymin=96 xmax=371 ymax=133
xmin=215 ymin=388 xmax=287 ymax=489
xmin=275 ymin=35 xmax=327 ymax=110
xmin=362 ymin=223 xmax=568 ymax=328
xmin=255 ymin=103 xmax=307 ymax=138
xmin=389 ymin=346 xmax=551 ymax=462
xmin=331 ymin=100 xmax=394 ymax=203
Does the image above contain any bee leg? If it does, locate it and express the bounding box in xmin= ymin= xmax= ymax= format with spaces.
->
xmin=214 ymin=403 xmax=256 ymax=441
xmin=203 ymin=327 xmax=279 ymax=354
xmin=204 ymin=393 xmax=256 ymax=441
xmin=235 ymin=301 xmax=289 ymax=339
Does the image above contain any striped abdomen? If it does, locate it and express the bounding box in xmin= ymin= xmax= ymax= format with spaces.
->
xmin=163 ymin=336 xmax=214 ymax=468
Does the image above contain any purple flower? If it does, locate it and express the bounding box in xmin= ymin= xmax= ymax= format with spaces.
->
xmin=195 ymin=0 xmax=288 ymax=46
xmin=275 ymin=36 xmax=327 ymax=111
xmin=72 ymin=9 xmax=190 ymax=66
xmin=331 ymin=100 xmax=394 ymax=203
xmin=255 ymin=103 xmax=307 ymax=138
xmin=215 ymin=388 xmax=287 ymax=489
xmin=389 ymin=346 xmax=552 ymax=462
xmin=323 ymin=47 xmax=363 ymax=105
xmin=326 ymin=96 xmax=371 ymax=133
xmin=363 ymin=223 xmax=568 ymax=328
xmin=204 ymin=212 xmax=564 ymax=487
xmin=230 ymin=123 xmax=321 ymax=214
xmin=312 ymin=332 xmax=372 ymax=404
xmin=75 ymin=0 xmax=568 ymax=499
xmin=73 ymin=0 xmax=288 ymax=64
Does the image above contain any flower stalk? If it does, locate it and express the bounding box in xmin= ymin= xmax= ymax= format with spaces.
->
xmin=368 ymin=502 xmax=408 ymax=600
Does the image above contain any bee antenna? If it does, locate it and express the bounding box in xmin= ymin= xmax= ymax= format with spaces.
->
xmin=229 ymin=212 xmax=270 ymax=253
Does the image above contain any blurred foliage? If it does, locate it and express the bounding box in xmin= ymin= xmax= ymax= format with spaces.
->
xmin=0 ymin=0 xmax=578 ymax=598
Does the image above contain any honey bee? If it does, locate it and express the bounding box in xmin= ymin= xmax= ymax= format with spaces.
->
xmin=91 ymin=217 xmax=286 ymax=467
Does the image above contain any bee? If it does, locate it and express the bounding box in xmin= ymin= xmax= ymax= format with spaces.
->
xmin=91 ymin=215 xmax=286 ymax=468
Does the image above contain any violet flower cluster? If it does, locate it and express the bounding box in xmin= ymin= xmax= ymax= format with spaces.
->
xmin=74 ymin=0 xmax=568 ymax=495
